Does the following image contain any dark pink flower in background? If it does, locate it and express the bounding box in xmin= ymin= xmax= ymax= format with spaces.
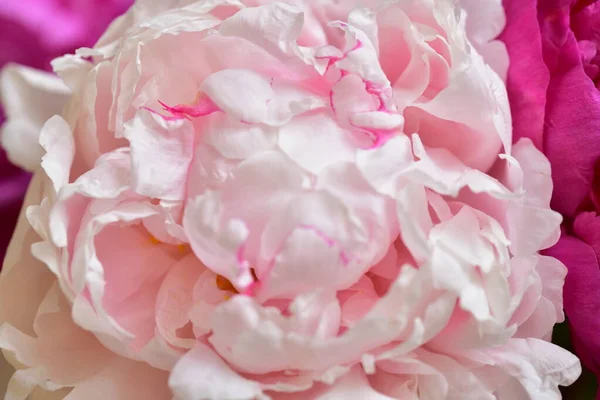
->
xmin=0 ymin=0 xmax=132 ymax=262
xmin=502 ymin=0 xmax=600 ymax=394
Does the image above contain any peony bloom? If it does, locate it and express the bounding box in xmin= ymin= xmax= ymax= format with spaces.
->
xmin=0 ymin=0 xmax=133 ymax=263
xmin=0 ymin=0 xmax=581 ymax=398
xmin=501 ymin=0 xmax=600 ymax=391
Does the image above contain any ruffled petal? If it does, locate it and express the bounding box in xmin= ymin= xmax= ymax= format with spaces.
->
xmin=546 ymin=227 xmax=600 ymax=375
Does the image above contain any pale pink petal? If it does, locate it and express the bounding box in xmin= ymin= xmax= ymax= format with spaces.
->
xmin=67 ymin=61 xmax=129 ymax=174
xmin=330 ymin=74 xmax=379 ymax=128
xmin=458 ymin=0 xmax=508 ymax=79
xmin=64 ymin=149 xmax=132 ymax=200
xmin=201 ymin=69 xmax=273 ymax=124
xmin=331 ymin=12 xmax=390 ymax=88
xmin=68 ymin=202 xmax=180 ymax=366
xmin=395 ymin=182 xmax=433 ymax=263
xmin=125 ymin=110 xmax=195 ymax=201
xmin=406 ymin=135 xmax=514 ymax=199
xmin=183 ymin=190 xmax=251 ymax=289
xmin=504 ymin=139 xmax=562 ymax=256
xmin=156 ymin=254 xmax=206 ymax=349
xmin=186 ymin=142 xmax=237 ymax=200
xmin=279 ymin=113 xmax=357 ymax=174
xmin=265 ymin=80 xmax=328 ymax=126
xmin=316 ymin=162 xmax=398 ymax=257
xmin=204 ymin=113 xmax=277 ymax=160
xmin=356 ymin=134 xmax=414 ymax=197
xmin=208 ymin=295 xmax=342 ymax=374
xmin=415 ymin=349 xmax=495 ymax=399
xmin=256 ymin=225 xmax=349 ymax=300
xmin=513 ymin=256 xmax=567 ymax=339
xmin=408 ymin=46 xmax=509 ymax=171
xmin=217 ymin=151 xmax=309 ymax=258
xmin=218 ymin=2 xmax=304 ymax=60
xmin=258 ymin=191 xmax=369 ymax=292
xmin=316 ymin=366 xmax=394 ymax=400
xmin=368 ymin=245 xmax=399 ymax=280
xmin=480 ymin=339 xmax=581 ymax=400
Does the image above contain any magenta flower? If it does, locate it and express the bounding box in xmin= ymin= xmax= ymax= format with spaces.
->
xmin=501 ymin=0 xmax=600 ymax=389
xmin=0 ymin=0 xmax=132 ymax=263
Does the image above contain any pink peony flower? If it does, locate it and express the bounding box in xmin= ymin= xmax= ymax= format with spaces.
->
xmin=0 ymin=0 xmax=133 ymax=264
xmin=501 ymin=0 xmax=600 ymax=391
xmin=0 ymin=1 xmax=581 ymax=398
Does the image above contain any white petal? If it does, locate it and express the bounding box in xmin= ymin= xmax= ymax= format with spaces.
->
xmin=316 ymin=367 xmax=394 ymax=400
xmin=169 ymin=343 xmax=263 ymax=400
xmin=125 ymin=110 xmax=195 ymax=201
xmin=279 ymin=113 xmax=357 ymax=174
xmin=204 ymin=113 xmax=277 ymax=160
xmin=356 ymin=134 xmax=414 ymax=197
xmin=201 ymin=69 xmax=273 ymax=124
xmin=218 ymin=2 xmax=304 ymax=59
xmin=0 ymin=65 xmax=70 ymax=171
xmin=39 ymin=116 xmax=74 ymax=194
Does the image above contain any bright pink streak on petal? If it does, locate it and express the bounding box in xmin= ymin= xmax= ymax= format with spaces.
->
xmin=369 ymin=130 xmax=398 ymax=149
xmin=297 ymin=224 xmax=351 ymax=265
xmin=140 ymin=106 xmax=188 ymax=121
xmin=158 ymin=95 xmax=221 ymax=119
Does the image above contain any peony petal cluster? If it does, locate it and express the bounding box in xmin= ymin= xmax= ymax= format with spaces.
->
xmin=0 ymin=0 xmax=133 ymax=264
xmin=0 ymin=0 xmax=582 ymax=399
xmin=501 ymin=0 xmax=600 ymax=392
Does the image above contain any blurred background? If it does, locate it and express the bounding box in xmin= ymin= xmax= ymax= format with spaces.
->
xmin=0 ymin=0 xmax=597 ymax=399
xmin=0 ymin=0 xmax=133 ymax=395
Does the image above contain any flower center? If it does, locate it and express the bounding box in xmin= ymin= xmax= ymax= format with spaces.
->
xmin=215 ymin=269 xmax=259 ymax=297
xmin=216 ymin=274 xmax=238 ymax=293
